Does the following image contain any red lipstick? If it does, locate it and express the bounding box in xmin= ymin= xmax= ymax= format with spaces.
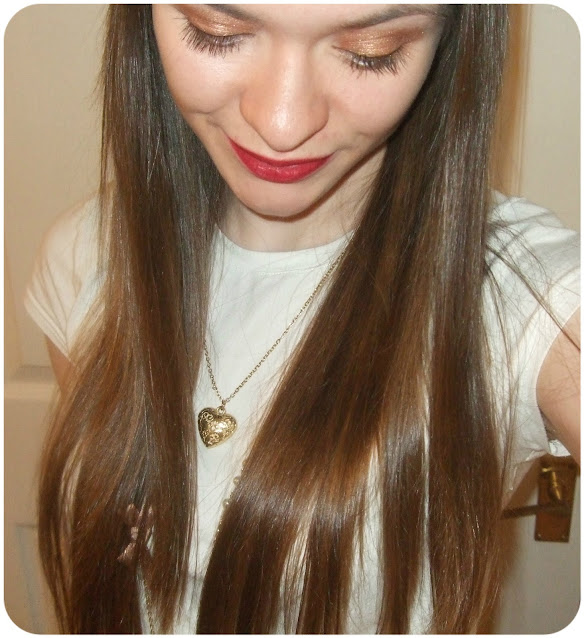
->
xmin=229 ymin=139 xmax=331 ymax=183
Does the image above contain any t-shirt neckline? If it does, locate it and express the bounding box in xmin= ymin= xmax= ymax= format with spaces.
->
xmin=215 ymin=227 xmax=351 ymax=274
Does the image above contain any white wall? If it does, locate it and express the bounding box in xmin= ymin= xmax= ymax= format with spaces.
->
xmin=518 ymin=4 xmax=580 ymax=230
xmin=4 ymin=4 xmax=106 ymax=371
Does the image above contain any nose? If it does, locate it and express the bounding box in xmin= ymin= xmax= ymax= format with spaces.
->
xmin=239 ymin=46 xmax=329 ymax=153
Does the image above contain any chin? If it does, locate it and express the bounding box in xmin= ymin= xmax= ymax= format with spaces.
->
xmin=233 ymin=186 xmax=327 ymax=221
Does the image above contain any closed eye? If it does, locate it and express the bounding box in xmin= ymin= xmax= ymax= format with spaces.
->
xmin=180 ymin=18 xmax=409 ymax=78
xmin=342 ymin=47 xmax=409 ymax=77
xmin=180 ymin=21 xmax=247 ymax=56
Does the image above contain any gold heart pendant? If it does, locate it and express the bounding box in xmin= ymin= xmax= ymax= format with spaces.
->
xmin=198 ymin=405 xmax=237 ymax=448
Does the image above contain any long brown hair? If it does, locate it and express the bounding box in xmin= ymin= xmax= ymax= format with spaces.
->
xmin=38 ymin=5 xmax=510 ymax=633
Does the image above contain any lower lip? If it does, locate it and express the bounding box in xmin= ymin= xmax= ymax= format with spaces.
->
xmin=229 ymin=140 xmax=331 ymax=184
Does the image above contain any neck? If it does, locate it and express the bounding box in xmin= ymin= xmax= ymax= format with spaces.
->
xmin=220 ymin=206 xmax=353 ymax=252
xmin=221 ymin=146 xmax=384 ymax=252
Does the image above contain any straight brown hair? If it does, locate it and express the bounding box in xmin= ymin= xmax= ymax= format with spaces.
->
xmin=38 ymin=4 xmax=510 ymax=633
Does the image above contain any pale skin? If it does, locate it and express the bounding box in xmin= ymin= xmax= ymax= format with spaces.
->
xmin=152 ymin=4 xmax=447 ymax=251
xmin=46 ymin=4 xmax=580 ymax=464
xmin=536 ymin=309 xmax=580 ymax=464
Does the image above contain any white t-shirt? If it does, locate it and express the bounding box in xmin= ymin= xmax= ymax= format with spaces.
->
xmin=25 ymin=193 xmax=580 ymax=633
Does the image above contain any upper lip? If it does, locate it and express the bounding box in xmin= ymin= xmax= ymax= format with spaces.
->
xmin=228 ymin=138 xmax=331 ymax=166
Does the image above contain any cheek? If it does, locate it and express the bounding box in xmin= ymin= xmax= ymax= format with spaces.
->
xmin=153 ymin=16 xmax=238 ymax=115
xmin=159 ymin=53 xmax=238 ymax=116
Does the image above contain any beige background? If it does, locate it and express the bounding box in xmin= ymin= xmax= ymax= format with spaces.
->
xmin=3 ymin=4 xmax=581 ymax=634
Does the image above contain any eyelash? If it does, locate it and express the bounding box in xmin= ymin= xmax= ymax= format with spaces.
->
xmin=180 ymin=22 xmax=407 ymax=77
xmin=345 ymin=49 xmax=407 ymax=76
xmin=343 ymin=49 xmax=407 ymax=77
xmin=180 ymin=22 xmax=245 ymax=56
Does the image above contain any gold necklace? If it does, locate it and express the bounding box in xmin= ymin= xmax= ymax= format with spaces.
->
xmin=197 ymin=243 xmax=348 ymax=447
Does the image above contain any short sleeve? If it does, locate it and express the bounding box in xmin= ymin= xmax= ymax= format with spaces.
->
xmin=484 ymin=195 xmax=580 ymax=489
xmin=24 ymin=197 xmax=102 ymax=358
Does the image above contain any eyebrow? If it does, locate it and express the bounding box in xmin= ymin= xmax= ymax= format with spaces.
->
xmin=338 ymin=5 xmax=449 ymax=29
xmin=204 ymin=4 xmax=448 ymax=28
xmin=203 ymin=4 xmax=260 ymax=23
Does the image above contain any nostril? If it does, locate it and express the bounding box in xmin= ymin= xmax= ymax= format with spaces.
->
xmin=240 ymin=95 xmax=329 ymax=153
xmin=239 ymin=60 xmax=329 ymax=153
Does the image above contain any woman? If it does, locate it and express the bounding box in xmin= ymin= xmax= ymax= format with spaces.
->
xmin=25 ymin=4 xmax=580 ymax=634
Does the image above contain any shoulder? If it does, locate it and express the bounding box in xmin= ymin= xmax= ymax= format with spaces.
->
xmin=486 ymin=193 xmax=579 ymax=322
xmin=483 ymin=194 xmax=580 ymax=484
xmin=24 ymin=195 xmax=102 ymax=357
xmin=488 ymin=194 xmax=578 ymax=265
xmin=40 ymin=195 xmax=100 ymax=270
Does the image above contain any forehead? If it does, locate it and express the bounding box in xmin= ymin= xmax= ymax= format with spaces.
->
xmin=194 ymin=4 xmax=447 ymax=32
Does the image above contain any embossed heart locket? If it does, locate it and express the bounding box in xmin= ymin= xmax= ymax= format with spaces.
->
xmin=198 ymin=405 xmax=237 ymax=448
xmin=198 ymin=244 xmax=348 ymax=449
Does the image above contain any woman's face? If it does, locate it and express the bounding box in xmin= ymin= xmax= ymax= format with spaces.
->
xmin=153 ymin=4 xmax=446 ymax=248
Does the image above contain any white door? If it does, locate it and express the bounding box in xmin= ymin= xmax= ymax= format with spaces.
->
xmin=3 ymin=5 xmax=580 ymax=633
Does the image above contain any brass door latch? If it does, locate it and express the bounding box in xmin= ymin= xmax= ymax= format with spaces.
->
xmin=502 ymin=455 xmax=579 ymax=542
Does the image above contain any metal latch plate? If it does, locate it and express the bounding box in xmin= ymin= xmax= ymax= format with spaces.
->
xmin=534 ymin=456 xmax=578 ymax=542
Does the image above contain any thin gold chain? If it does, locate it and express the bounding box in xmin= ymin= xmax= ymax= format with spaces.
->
xmin=204 ymin=243 xmax=348 ymax=407
xmin=145 ymin=246 xmax=347 ymax=630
